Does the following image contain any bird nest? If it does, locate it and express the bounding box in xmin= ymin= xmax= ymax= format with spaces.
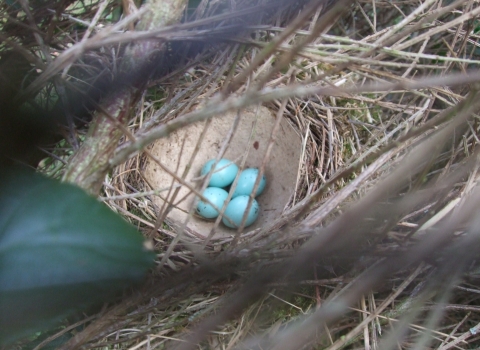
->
xmin=14 ymin=0 xmax=480 ymax=348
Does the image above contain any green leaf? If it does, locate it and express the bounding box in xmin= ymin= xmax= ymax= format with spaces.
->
xmin=0 ymin=167 xmax=155 ymax=345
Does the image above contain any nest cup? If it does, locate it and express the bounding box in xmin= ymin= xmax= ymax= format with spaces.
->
xmin=144 ymin=106 xmax=302 ymax=239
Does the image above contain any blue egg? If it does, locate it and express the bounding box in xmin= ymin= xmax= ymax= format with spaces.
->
xmin=201 ymin=159 xmax=239 ymax=188
xmin=232 ymin=168 xmax=267 ymax=198
xmin=222 ymin=195 xmax=260 ymax=228
xmin=196 ymin=187 xmax=229 ymax=219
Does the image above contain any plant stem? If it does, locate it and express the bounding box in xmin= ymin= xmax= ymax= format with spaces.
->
xmin=62 ymin=0 xmax=187 ymax=194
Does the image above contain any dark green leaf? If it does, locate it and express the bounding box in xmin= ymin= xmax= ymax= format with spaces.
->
xmin=0 ymin=167 xmax=155 ymax=345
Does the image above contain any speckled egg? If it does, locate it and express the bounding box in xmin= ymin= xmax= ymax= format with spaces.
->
xmin=201 ymin=159 xmax=239 ymax=188
xmin=196 ymin=187 xmax=229 ymax=219
xmin=232 ymin=168 xmax=267 ymax=198
xmin=222 ymin=195 xmax=260 ymax=228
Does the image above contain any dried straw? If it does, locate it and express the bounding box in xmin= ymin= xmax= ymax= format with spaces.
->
xmin=5 ymin=0 xmax=480 ymax=348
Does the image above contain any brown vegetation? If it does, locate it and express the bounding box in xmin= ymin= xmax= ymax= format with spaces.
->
xmin=3 ymin=0 xmax=480 ymax=348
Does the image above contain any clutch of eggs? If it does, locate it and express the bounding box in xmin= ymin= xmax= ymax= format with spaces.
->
xmin=197 ymin=158 xmax=267 ymax=228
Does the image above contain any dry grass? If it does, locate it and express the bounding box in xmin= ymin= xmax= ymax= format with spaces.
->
xmin=4 ymin=0 xmax=480 ymax=348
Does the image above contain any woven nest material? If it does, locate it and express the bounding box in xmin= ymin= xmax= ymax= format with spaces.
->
xmin=10 ymin=0 xmax=480 ymax=348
